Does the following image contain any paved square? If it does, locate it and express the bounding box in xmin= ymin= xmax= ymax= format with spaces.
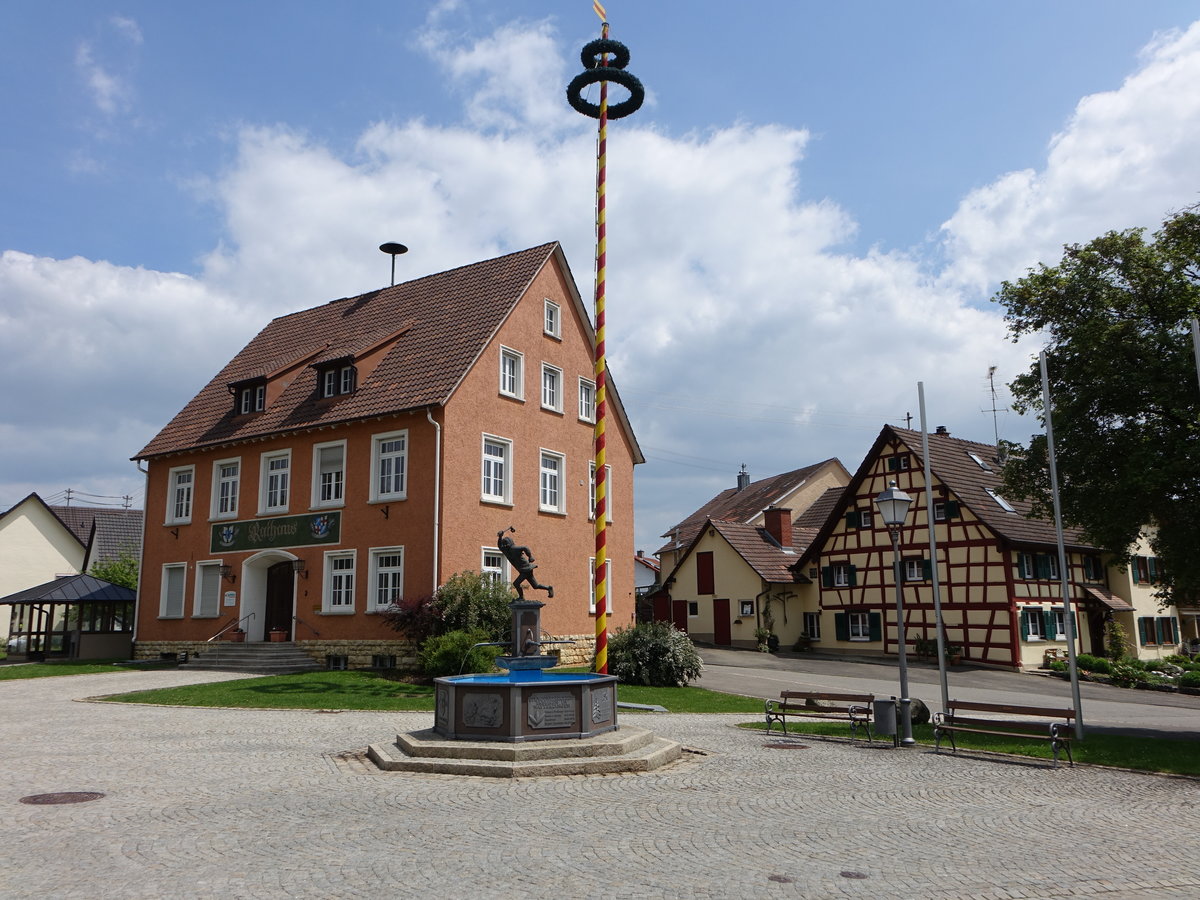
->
xmin=2 ymin=670 xmax=1198 ymax=899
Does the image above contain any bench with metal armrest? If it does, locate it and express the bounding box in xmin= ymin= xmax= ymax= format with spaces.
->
xmin=933 ymin=700 xmax=1076 ymax=767
xmin=764 ymin=690 xmax=875 ymax=742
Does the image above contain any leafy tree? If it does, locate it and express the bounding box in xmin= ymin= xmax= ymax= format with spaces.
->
xmin=608 ymin=621 xmax=702 ymax=686
xmin=88 ymin=548 xmax=139 ymax=590
xmin=995 ymin=208 xmax=1200 ymax=606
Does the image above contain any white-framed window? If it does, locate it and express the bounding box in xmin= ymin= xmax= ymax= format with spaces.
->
xmin=903 ymin=558 xmax=928 ymax=582
xmin=194 ymin=561 xmax=222 ymax=618
xmin=739 ymin=600 xmax=755 ymax=617
xmin=858 ymin=510 xmax=873 ymax=529
xmin=539 ymin=450 xmax=565 ymax=513
xmin=848 ymin=611 xmax=870 ymax=641
xmin=212 ymin=458 xmax=240 ymax=520
xmin=544 ymin=299 xmax=561 ymax=338
xmin=369 ymin=547 xmax=404 ymax=612
xmin=1024 ymin=607 xmax=1046 ymax=640
xmin=541 ymin=364 xmax=563 ymax=412
xmin=588 ymin=557 xmax=614 ymax=615
xmin=482 ymin=435 xmax=512 ymax=504
xmin=833 ymin=563 xmax=852 ymax=587
xmin=803 ymin=611 xmax=821 ymax=640
xmin=160 ymin=563 xmax=186 ymax=618
xmin=687 ymin=601 xmax=699 ymax=617
xmin=578 ymin=377 xmax=596 ymax=423
xmin=260 ymin=450 xmax=291 ymax=514
xmin=239 ymin=383 xmax=265 ymax=414
xmin=371 ymin=430 xmax=408 ymax=502
xmin=166 ymin=466 xmax=194 ymax=524
xmin=321 ymin=365 xmax=356 ymax=398
xmin=589 ymin=462 xmax=613 ymax=522
xmin=934 ymin=501 xmax=947 ymax=521
xmin=311 ymin=441 xmax=346 ymax=508
xmin=1053 ymin=610 xmax=1069 ymax=641
xmin=324 ymin=551 xmax=356 ymax=612
xmin=482 ymin=547 xmax=508 ymax=583
xmin=499 ymin=346 xmax=524 ymax=399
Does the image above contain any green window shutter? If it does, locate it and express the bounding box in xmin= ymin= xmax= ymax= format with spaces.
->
xmin=887 ymin=456 xmax=898 ymax=471
xmin=821 ymin=566 xmax=833 ymax=588
xmin=922 ymin=559 xmax=933 ymax=580
xmin=1147 ymin=557 xmax=1158 ymax=582
xmin=1173 ymin=617 xmax=1180 ymax=644
xmin=1132 ymin=558 xmax=1142 ymax=584
xmin=1071 ymin=612 xmax=1078 ymax=642
xmin=845 ymin=511 xmax=858 ymax=529
xmin=868 ymin=612 xmax=882 ymax=642
xmin=1019 ymin=610 xmax=1029 ymax=641
xmin=834 ymin=613 xmax=849 ymax=641
xmin=1017 ymin=554 xmax=1029 ymax=579
xmin=1043 ymin=610 xmax=1057 ymax=640
xmin=1137 ymin=617 xmax=1150 ymax=645
xmin=1155 ymin=618 xmax=1167 ymax=644
xmin=1035 ymin=555 xmax=1051 ymax=579
xmin=944 ymin=500 xmax=959 ymax=519
xmin=847 ymin=565 xmax=858 ymax=587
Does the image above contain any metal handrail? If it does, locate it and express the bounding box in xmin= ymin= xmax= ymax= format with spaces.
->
xmin=290 ymin=615 xmax=319 ymax=639
xmin=206 ymin=612 xmax=255 ymax=643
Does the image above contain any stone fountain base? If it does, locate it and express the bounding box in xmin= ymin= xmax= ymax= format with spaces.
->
xmin=367 ymin=725 xmax=681 ymax=777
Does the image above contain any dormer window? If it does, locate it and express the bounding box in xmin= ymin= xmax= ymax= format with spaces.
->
xmin=321 ymin=364 xmax=356 ymax=398
xmin=234 ymin=381 xmax=265 ymax=415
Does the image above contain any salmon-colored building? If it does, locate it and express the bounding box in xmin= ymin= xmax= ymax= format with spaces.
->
xmin=132 ymin=243 xmax=642 ymax=667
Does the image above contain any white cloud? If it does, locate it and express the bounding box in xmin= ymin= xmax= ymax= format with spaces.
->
xmin=8 ymin=13 xmax=1200 ymax=552
xmin=74 ymin=16 xmax=143 ymax=119
xmin=940 ymin=21 xmax=1200 ymax=294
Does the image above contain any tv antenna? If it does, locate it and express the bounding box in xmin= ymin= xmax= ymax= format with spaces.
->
xmin=984 ymin=366 xmax=1007 ymax=450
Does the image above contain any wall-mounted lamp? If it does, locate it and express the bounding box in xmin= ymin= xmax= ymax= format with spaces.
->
xmin=291 ymin=559 xmax=308 ymax=579
xmin=219 ymin=565 xmax=237 ymax=584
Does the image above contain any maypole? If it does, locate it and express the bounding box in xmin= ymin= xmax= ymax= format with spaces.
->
xmin=567 ymin=1 xmax=644 ymax=674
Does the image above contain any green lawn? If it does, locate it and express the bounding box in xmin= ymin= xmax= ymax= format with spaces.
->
xmin=748 ymin=719 xmax=1200 ymax=777
xmin=0 ymin=659 xmax=176 ymax=680
xmin=96 ymin=669 xmax=763 ymax=713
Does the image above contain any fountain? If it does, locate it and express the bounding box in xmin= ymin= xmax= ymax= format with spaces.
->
xmin=367 ymin=528 xmax=681 ymax=776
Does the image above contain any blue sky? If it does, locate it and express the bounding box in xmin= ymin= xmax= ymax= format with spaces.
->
xmin=3 ymin=1 xmax=1200 ymax=554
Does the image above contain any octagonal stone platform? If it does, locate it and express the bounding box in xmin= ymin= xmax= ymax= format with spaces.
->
xmin=367 ymin=725 xmax=682 ymax=778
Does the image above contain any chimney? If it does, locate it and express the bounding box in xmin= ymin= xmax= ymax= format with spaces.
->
xmin=736 ymin=464 xmax=750 ymax=491
xmin=935 ymin=425 xmax=949 ymax=435
xmin=763 ymin=506 xmax=793 ymax=550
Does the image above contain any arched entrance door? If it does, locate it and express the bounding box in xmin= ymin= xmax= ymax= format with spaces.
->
xmin=263 ymin=561 xmax=294 ymax=639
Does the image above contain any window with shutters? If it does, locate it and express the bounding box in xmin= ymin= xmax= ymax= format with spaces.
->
xmin=160 ymin=563 xmax=186 ymax=618
xmin=194 ymin=562 xmax=222 ymax=618
xmin=903 ymin=558 xmax=930 ymax=582
xmin=696 ymin=551 xmax=715 ymax=595
xmin=848 ymin=612 xmax=870 ymax=641
xmin=1022 ymin=607 xmax=1046 ymax=640
xmin=933 ymin=500 xmax=959 ymax=521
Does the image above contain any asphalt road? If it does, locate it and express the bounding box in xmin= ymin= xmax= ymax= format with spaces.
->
xmin=695 ymin=646 xmax=1200 ymax=740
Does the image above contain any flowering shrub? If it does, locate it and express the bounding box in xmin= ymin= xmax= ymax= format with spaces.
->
xmin=608 ymin=622 xmax=703 ymax=687
xmin=1109 ymin=660 xmax=1149 ymax=689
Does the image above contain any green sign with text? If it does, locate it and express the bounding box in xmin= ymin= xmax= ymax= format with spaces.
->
xmin=210 ymin=512 xmax=341 ymax=554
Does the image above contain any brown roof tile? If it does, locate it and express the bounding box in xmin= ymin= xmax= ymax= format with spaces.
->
xmin=136 ymin=243 xmax=560 ymax=459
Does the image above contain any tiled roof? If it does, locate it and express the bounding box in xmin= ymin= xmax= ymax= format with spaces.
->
xmin=795 ymin=486 xmax=843 ymax=530
xmin=51 ymin=505 xmax=143 ymax=566
xmin=657 ymin=459 xmax=843 ymax=556
xmin=708 ymin=519 xmax=809 ymax=584
xmin=796 ymin=426 xmax=1094 ymax=572
xmin=888 ymin=427 xmax=1091 ymax=549
xmin=136 ymin=243 xmax=561 ymax=459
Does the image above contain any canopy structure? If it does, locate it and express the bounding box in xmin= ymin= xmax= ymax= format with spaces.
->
xmin=2 ymin=575 xmax=135 ymax=660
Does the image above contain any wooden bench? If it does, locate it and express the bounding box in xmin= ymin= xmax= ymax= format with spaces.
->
xmin=764 ymin=691 xmax=875 ymax=742
xmin=933 ymin=700 xmax=1076 ymax=767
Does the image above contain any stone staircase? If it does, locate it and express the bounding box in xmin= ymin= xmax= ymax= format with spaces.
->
xmin=182 ymin=641 xmax=321 ymax=675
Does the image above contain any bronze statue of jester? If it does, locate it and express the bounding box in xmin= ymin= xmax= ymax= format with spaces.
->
xmin=497 ymin=528 xmax=554 ymax=600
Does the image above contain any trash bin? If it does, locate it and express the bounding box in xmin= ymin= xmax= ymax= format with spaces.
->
xmin=873 ymin=698 xmax=897 ymax=744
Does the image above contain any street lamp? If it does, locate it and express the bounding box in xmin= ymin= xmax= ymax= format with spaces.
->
xmin=875 ymin=479 xmax=916 ymax=747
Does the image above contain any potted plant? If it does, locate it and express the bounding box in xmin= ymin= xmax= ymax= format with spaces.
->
xmin=754 ymin=626 xmax=771 ymax=652
xmin=945 ymin=643 xmax=963 ymax=665
xmin=228 ymin=628 xmax=245 ymax=643
xmin=269 ymin=628 xmax=288 ymax=642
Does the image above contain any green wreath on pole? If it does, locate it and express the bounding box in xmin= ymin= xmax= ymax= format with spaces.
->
xmin=567 ymin=38 xmax=645 ymax=121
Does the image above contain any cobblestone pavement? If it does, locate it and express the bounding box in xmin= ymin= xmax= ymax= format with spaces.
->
xmin=3 ymin=670 xmax=1199 ymax=900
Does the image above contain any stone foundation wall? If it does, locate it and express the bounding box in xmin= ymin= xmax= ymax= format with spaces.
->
xmin=136 ymin=634 xmax=594 ymax=671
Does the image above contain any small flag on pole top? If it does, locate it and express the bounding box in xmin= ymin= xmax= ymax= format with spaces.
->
xmin=593 ymin=0 xmax=607 ymax=22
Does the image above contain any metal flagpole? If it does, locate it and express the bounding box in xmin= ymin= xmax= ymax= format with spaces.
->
xmin=1040 ymin=350 xmax=1085 ymax=740
xmin=918 ymin=382 xmax=950 ymax=713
